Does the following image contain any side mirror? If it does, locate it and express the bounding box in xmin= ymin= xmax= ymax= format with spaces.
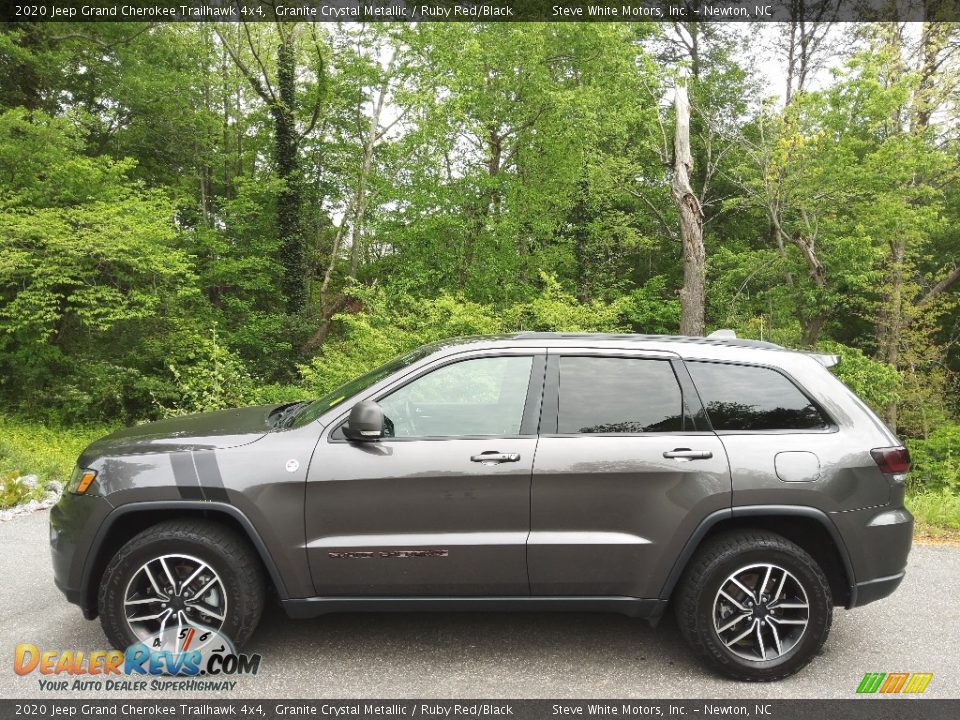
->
xmin=343 ymin=400 xmax=385 ymax=441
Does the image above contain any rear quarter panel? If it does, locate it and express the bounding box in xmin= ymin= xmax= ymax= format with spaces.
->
xmin=683 ymin=350 xmax=897 ymax=514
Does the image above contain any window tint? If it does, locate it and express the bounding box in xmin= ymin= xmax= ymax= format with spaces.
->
xmin=687 ymin=362 xmax=828 ymax=431
xmin=379 ymin=356 xmax=533 ymax=438
xmin=558 ymin=357 xmax=683 ymax=434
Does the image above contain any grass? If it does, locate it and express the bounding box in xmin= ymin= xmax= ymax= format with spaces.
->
xmin=906 ymin=489 xmax=960 ymax=545
xmin=0 ymin=416 xmax=114 ymax=508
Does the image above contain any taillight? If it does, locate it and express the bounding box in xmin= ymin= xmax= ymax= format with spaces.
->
xmin=870 ymin=446 xmax=911 ymax=474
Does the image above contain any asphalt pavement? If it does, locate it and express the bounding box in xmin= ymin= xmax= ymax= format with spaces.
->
xmin=2 ymin=509 xmax=958 ymax=699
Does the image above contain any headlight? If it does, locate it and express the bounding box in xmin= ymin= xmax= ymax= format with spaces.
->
xmin=66 ymin=467 xmax=98 ymax=495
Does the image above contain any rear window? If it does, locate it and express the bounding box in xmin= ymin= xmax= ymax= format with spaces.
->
xmin=687 ymin=361 xmax=829 ymax=431
xmin=558 ymin=356 xmax=684 ymax=434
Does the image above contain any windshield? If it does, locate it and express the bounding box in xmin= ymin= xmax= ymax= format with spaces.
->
xmin=290 ymin=346 xmax=435 ymax=428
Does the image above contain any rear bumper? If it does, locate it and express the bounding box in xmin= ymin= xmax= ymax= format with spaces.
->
xmin=851 ymin=571 xmax=906 ymax=608
xmin=832 ymin=505 xmax=913 ymax=609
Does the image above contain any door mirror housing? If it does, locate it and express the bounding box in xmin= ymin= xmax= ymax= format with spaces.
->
xmin=343 ymin=400 xmax=386 ymax=441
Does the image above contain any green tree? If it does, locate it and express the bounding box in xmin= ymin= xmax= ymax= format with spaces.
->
xmin=0 ymin=109 xmax=194 ymax=419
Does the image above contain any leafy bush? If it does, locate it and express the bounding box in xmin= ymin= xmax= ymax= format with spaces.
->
xmin=0 ymin=473 xmax=31 ymax=509
xmin=817 ymin=341 xmax=901 ymax=417
xmin=299 ymin=287 xmax=503 ymax=396
xmin=299 ymin=276 xmax=633 ymax=396
xmin=502 ymin=273 xmax=632 ymax=333
xmin=622 ymin=277 xmax=681 ymax=335
xmin=155 ymin=328 xmax=256 ymax=417
xmin=245 ymin=383 xmax=309 ymax=406
xmin=907 ymin=424 xmax=960 ymax=493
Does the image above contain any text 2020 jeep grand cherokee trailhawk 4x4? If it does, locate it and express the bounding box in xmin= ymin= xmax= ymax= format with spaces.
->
xmin=50 ymin=331 xmax=913 ymax=681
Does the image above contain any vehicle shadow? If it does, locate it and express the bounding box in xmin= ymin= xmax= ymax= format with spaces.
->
xmin=243 ymin=601 xmax=699 ymax=696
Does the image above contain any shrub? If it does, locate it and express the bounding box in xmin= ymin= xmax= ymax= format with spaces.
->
xmin=299 ymin=288 xmax=503 ymax=396
xmin=245 ymin=383 xmax=309 ymax=406
xmin=907 ymin=423 xmax=960 ymax=493
xmin=154 ymin=328 xmax=256 ymax=417
xmin=0 ymin=472 xmax=31 ymax=509
xmin=816 ymin=340 xmax=901 ymax=417
xmin=502 ymin=273 xmax=631 ymax=333
xmin=299 ymin=276 xmax=633 ymax=396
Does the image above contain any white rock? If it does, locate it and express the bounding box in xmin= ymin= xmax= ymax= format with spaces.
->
xmin=0 ymin=480 xmax=63 ymax=523
xmin=19 ymin=474 xmax=38 ymax=490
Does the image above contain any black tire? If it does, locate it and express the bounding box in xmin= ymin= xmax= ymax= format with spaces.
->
xmin=98 ymin=519 xmax=266 ymax=651
xmin=674 ymin=530 xmax=832 ymax=681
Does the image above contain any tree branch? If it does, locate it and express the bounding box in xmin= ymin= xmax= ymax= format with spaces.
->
xmin=298 ymin=24 xmax=328 ymax=141
xmin=920 ymin=264 xmax=960 ymax=306
xmin=627 ymin=188 xmax=678 ymax=240
xmin=214 ymin=25 xmax=274 ymax=106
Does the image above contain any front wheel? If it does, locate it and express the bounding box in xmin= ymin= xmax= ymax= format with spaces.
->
xmin=97 ymin=519 xmax=266 ymax=651
xmin=674 ymin=530 xmax=833 ymax=681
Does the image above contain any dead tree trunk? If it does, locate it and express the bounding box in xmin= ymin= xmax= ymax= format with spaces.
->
xmin=672 ymin=82 xmax=706 ymax=337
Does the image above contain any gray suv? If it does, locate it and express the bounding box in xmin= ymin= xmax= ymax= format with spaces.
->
xmin=50 ymin=332 xmax=913 ymax=681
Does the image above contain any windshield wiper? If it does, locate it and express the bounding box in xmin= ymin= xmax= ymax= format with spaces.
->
xmin=269 ymin=401 xmax=310 ymax=428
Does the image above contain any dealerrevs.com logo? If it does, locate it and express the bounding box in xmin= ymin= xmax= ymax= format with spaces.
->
xmin=856 ymin=672 xmax=933 ymax=695
xmin=14 ymin=627 xmax=261 ymax=692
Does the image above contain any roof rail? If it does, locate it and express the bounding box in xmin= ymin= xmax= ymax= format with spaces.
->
xmin=510 ymin=331 xmax=783 ymax=350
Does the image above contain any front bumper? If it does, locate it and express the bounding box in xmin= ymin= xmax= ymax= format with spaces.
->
xmin=49 ymin=491 xmax=113 ymax=619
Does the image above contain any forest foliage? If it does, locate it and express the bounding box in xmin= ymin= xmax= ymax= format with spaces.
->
xmin=1 ymin=21 xmax=959 ymax=504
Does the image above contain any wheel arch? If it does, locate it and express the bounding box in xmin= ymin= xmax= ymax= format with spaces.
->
xmin=660 ymin=505 xmax=856 ymax=608
xmin=81 ymin=501 xmax=288 ymax=619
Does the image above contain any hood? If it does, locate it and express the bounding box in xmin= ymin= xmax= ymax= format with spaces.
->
xmin=81 ymin=404 xmax=281 ymax=460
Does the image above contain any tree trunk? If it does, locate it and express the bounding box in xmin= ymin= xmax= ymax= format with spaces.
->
xmin=671 ymin=82 xmax=706 ymax=337
xmin=220 ymin=44 xmax=233 ymax=200
xmin=307 ymin=63 xmax=390 ymax=352
xmin=773 ymin=219 xmax=827 ymax=346
xmin=800 ymin=312 xmax=828 ymax=347
xmin=274 ymin=37 xmax=306 ymax=315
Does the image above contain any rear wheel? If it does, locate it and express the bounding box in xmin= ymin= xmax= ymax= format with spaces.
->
xmin=98 ymin=519 xmax=265 ymax=651
xmin=674 ymin=530 xmax=832 ymax=681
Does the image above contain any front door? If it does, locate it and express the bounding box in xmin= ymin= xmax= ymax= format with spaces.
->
xmin=529 ymin=352 xmax=731 ymax=598
xmin=305 ymin=352 xmax=544 ymax=596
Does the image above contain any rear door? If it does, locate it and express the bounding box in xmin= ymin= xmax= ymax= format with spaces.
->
xmin=529 ymin=350 xmax=731 ymax=598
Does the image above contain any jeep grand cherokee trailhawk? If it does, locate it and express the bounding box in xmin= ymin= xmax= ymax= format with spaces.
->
xmin=51 ymin=331 xmax=913 ymax=681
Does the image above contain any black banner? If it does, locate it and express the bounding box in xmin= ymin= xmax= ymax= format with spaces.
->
xmin=2 ymin=700 xmax=959 ymax=720
xmin=5 ymin=0 xmax=960 ymax=24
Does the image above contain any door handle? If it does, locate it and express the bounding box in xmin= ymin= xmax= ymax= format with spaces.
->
xmin=663 ymin=448 xmax=713 ymax=460
xmin=470 ymin=452 xmax=521 ymax=464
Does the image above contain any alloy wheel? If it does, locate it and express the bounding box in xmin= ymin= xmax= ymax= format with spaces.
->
xmin=123 ymin=553 xmax=227 ymax=645
xmin=712 ymin=562 xmax=810 ymax=662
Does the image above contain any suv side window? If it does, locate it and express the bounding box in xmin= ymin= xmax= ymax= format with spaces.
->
xmin=686 ymin=361 xmax=829 ymax=431
xmin=557 ymin=356 xmax=684 ymax=434
xmin=379 ymin=355 xmax=534 ymax=438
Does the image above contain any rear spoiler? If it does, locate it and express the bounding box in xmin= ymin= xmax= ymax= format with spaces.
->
xmin=808 ymin=353 xmax=840 ymax=368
